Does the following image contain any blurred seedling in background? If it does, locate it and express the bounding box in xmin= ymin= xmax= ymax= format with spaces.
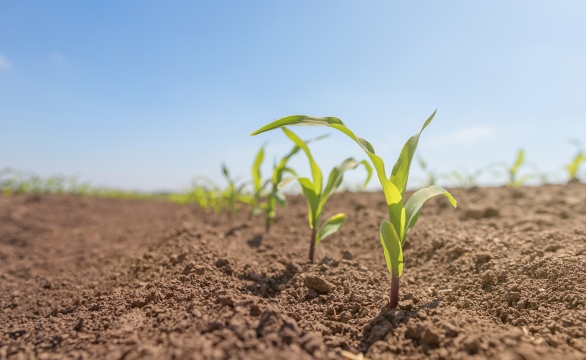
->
xmin=445 ymin=168 xmax=485 ymax=188
xmin=566 ymin=139 xmax=584 ymax=183
xmin=253 ymin=127 xmax=371 ymax=263
xmin=247 ymin=142 xmax=270 ymax=219
xmin=416 ymin=156 xmax=437 ymax=187
xmin=490 ymin=149 xmax=532 ymax=187
xmin=526 ymin=164 xmax=562 ymax=185
xmin=171 ymin=177 xmax=224 ymax=215
xmin=251 ymin=110 xmax=456 ymax=307
xmin=0 ymin=167 xmax=92 ymax=195
xmin=221 ymin=163 xmax=248 ymax=219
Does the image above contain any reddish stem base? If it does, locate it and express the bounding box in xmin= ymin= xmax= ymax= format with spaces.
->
xmin=388 ymin=276 xmax=400 ymax=309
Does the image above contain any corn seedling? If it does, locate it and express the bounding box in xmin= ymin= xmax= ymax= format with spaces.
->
xmin=566 ymin=140 xmax=584 ymax=183
xmin=271 ymin=127 xmax=372 ymax=262
xmin=263 ymin=134 xmax=327 ymax=232
xmin=446 ymin=168 xmax=484 ymax=188
xmin=508 ymin=149 xmax=528 ymax=187
xmin=264 ymin=146 xmax=299 ymax=232
xmin=248 ymin=143 xmax=271 ymax=219
xmin=221 ymin=163 xmax=247 ymax=219
xmin=566 ymin=153 xmax=585 ymax=183
xmin=251 ymin=110 xmax=456 ymax=308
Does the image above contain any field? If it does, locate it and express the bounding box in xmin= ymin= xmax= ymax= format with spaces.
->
xmin=1 ymin=184 xmax=586 ymax=360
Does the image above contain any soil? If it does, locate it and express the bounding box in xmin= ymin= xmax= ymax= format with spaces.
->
xmin=1 ymin=185 xmax=586 ymax=360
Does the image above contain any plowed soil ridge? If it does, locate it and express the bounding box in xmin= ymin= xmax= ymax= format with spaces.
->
xmin=1 ymin=185 xmax=586 ymax=360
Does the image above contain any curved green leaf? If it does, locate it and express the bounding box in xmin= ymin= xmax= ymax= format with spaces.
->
xmin=251 ymin=115 xmax=404 ymax=233
xmin=221 ymin=163 xmax=230 ymax=182
xmin=252 ymin=143 xmax=266 ymax=190
xmin=360 ymin=160 xmax=373 ymax=190
xmin=326 ymin=123 xmax=404 ymax=235
xmin=380 ymin=220 xmax=403 ymax=277
xmin=404 ymin=185 xmax=457 ymax=243
xmin=278 ymin=176 xmax=298 ymax=189
xmin=318 ymin=158 xmax=373 ymax=214
xmin=567 ymin=153 xmax=585 ymax=179
xmin=511 ymin=149 xmax=525 ymax=175
xmin=390 ymin=110 xmax=436 ymax=196
xmin=297 ymin=177 xmax=319 ymax=229
xmin=316 ymin=213 xmax=346 ymax=246
xmin=250 ymin=115 xmax=345 ymax=135
xmin=282 ymin=127 xmax=323 ymax=196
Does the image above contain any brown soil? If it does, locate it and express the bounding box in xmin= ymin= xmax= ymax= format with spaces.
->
xmin=1 ymin=185 xmax=586 ymax=360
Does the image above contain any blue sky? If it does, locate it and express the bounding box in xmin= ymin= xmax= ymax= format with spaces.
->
xmin=1 ymin=1 xmax=585 ymax=191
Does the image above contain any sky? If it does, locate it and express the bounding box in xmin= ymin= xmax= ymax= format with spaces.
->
xmin=1 ymin=1 xmax=585 ymax=192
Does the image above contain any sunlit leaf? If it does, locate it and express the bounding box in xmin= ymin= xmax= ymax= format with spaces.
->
xmin=390 ymin=110 xmax=436 ymax=196
xmin=316 ymin=213 xmax=346 ymax=246
xmin=380 ymin=220 xmax=403 ymax=277
xmin=404 ymin=185 xmax=456 ymax=243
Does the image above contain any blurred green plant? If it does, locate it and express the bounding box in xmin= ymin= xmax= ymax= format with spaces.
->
xmin=566 ymin=139 xmax=584 ymax=183
xmin=491 ymin=149 xmax=531 ymax=187
xmin=417 ymin=156 xmax=437 ymax=187
xmin=445 ymin=168 xmax=485 ymax=188
xmin=261 ymin=134 xmax=328 ymax=232
xmin=247 ymin=143 xmax=270 ymax=219
xmin=221 ymin=163 xmax=248 ymax=219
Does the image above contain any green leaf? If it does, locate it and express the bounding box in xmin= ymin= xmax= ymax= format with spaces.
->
xmin=252 ymin=143 xmax=266 ymax=191
xmin=282 ymin=167 xmax=298 ymax=177
xmin=315 ymin=213 xmax=346 ymax=246
xmin=380 ymin=220 xmax=403 ymax=277
xmin=360 ymin=160 xmax=373 ymax=190
xmin=297 ymin=177 xmax=319 ymax=229
xmin=390 ymin=110 xmax=436 ymax=196
xmin=567 ymin=153 xmax=585 ymax=179
xmin=511 ymin=149 xmax=525 ymax=175
xmin=251 ymin=115 xmax=404 ymax=233
xmin=318 ymin=158 xmax=373 ymax=215
xmin=250 ymin=115 xmax=345 ymax=136
xmin=282 ymin=127 xmax=323 ymax=195
xmin=278 ymin=176 xmax=298 ymax=189
xmin=327 ymin=123 xmax=404 ymax=235
xmin=274 ymin=191 xmax=286 ymax=205
xmin=221 ymin=163 xmax=230 ymax=181
xmin=404 ymin=185 xmax=457 ymax=243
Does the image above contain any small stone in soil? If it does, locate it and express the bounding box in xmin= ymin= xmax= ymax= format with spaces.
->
xmin=304 ymin=276 xmax=333 ymax=294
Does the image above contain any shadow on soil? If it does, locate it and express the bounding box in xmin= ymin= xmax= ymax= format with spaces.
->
xmin=238 ymin=262 xmax=299 ymax=298
xmin=359 ymin=299 xmax=443 ymax=353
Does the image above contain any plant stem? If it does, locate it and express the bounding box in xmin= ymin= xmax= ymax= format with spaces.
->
xmin=265 ymin=217 xmax=272 ymax=233
xmin=388 ymin=275 xmax=400 ymax=309
xmin=309 ymin=227 xmax=317 ymax=263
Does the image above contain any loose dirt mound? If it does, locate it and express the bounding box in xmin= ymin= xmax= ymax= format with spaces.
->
xmin=1 ymin=185 xmax=586 ymax=359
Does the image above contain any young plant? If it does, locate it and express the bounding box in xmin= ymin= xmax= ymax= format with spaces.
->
xmin=272 ymin=127 xmax=372 ymax=263
xmin=263 ymin=134 xmax=327 ymax=232
xmin=446 ymin=168 xmax=484 ymax=188
xmin=251 ymin=110 xmax=456 ymax=308
xmin=248 ymin=143 xmax=270 ymax=219
xmin=566 ymin=153 xmax=585 ymax=183
xmin=221 ymin=163 xmax=247 ymax=219
xmin=495 ymin=149 xmax=531 ymax=187
xmin=264 ymin=146 xmax=299 ymax=232
xmin=566 ymin=140 xmax=584 ymax=183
